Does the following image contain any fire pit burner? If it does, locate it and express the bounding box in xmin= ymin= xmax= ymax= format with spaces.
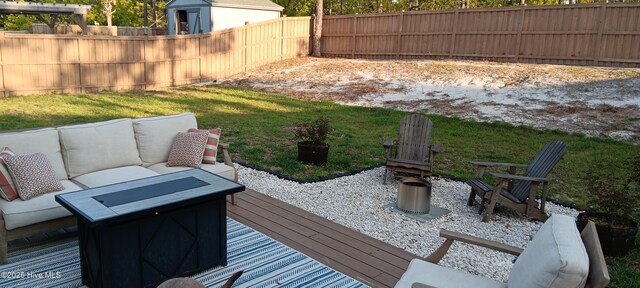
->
xmin=396 ymin=177 xmax=431 ymax=214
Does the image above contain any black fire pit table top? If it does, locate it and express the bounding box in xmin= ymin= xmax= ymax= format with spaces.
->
xmin=55 ymin=169 xmax=244 ymax=226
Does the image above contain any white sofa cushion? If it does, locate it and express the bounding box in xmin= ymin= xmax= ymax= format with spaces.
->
xmin=0 ymin=180 xmax=82 ymax=230
xmin=508 ymin=214 xmax=589 ymax=288
xmin=0 ymin=128 xmax=67 ymax=180
xmin=73 ymin=166 xmax=159 ymax=188
xmin=147 ymin=162 xmax=236 ymax=180
xmin=58 ymin=118 xmax=142 ymax=178
xmin=395 ymin=259 xmax=507 ymax=288
xmin=132 ymin=113 xmax=198 ymax=166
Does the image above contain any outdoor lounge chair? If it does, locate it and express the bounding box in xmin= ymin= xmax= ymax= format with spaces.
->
xmin=383 ymin=114 xmax=443 ymax=184
xmin=395 ymin=214 xmax=610 ymax=288
xmin=467 ymin=140 xmax=567 ymax=222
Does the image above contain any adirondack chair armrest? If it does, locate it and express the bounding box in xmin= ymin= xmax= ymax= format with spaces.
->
xmin=383 ymin=139 xmax=395 ymax=159
xmin=383 ymin=139 xmax=395 ymax=148
xmin=489 ymin=172 xmax=554 ymax=183
xmin=430 ymin=144 xmax=444 ymax=154
xmin=470 ymin=161 xmax=527 ymax=179
xmin=469 ymin=161 xmax=528 ymax=168
xmin=426 ymin=229 xmax=523 ymax=263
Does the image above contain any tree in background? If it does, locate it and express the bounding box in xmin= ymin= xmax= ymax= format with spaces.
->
xmin=0 ymin=0 xmax=166 ymax=30
xmin=313 ymin=0 xmax=323 ymax=57
xmin=103 ymin=0 xmax=116 ymax=26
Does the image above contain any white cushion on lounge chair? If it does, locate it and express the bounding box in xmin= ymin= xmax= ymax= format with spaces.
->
xmin=394 ymin=259 xmax=507 ymax=288
xmin=147 ymin=162 xmax=235 ymax=181
xmin=0 ymin=180 xmax=81 ymax=230
xmin=73 ymin=166 xmax=159 ymax=188
xmin=508 ymin=214 xmax=589 ymax=288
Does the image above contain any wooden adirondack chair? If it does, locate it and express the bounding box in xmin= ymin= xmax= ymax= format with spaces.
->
xmin=383 ymin=115 xmax=442 ymax=184
xmin=467 ymin=140 xmax=567 ymax=222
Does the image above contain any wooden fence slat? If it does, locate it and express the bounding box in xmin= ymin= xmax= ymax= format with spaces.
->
xmin=0 ymin=31 xmax=4 ymax=97
xmin=593 ymin=3 xmax=607 ymax=65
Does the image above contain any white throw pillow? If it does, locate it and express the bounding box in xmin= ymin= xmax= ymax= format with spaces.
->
xmin=508 ymin=214 xmax=589 ymax=288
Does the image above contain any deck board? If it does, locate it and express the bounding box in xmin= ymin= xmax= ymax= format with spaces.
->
xmin=229 ymin=189 xmax=421 ymax=288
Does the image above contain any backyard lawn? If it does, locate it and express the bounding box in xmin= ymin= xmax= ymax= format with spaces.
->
xmin=2 ymin=85 xmax=636 ymax=205
xmin=1 ymin=85 xmax=639 ymax=286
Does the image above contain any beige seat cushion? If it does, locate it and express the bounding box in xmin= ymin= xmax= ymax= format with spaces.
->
xmin=147 ymin=162 xmax=236 ymax=180
xmin=0 ymin=128 xmax=67 ymax=180
xmin=132 ymin=113 xmax=198 ymax=166
xmin=508 ymin=214 xmax=589 ymax=288
xmin=0 ymin=180 xmax=82 ymax=230
xmin=58 ymin=118 xmax=142 ymax=178
xmin=72 ymin=166 xmax=159 ymax=188
xmin=395 ymin=259 xmax=507 ymax=288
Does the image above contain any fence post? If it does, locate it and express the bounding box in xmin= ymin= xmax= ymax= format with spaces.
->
xmin=0 ymin=31 xmax=5 ymax=97
xmin=593 ymin=3 xmax=607 ymax=66
xmin=449 ymin=10 xmax=459 ymax=58
xmin=396 ymin=12 xmax=404 ymax=59
xmin=76 ymin=37 xmax=84 ymax=94
xmin=351 ymin=15 xmax=357 ymax=58
xmin=514 ymin=6 xmax=525 ymax=61
xmin=143 ymin=35 xmax=149 ymax=90
xmin=198 ymin=34 xmax=202 ymax=83
xmin=281 ymin=18 xmax=285 ymax=60
xmin=244 ymin=22 xmax=249 ymax=72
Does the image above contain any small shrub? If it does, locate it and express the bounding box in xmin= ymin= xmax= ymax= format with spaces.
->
xmin=585 ymin=154 xmax=640 ymax=226
xmin=293 ymin=116 xmax=333 ymax=146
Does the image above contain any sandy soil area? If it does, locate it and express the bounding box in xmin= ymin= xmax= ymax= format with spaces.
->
xmin=224 ymin=57 xmax=640 ymax=143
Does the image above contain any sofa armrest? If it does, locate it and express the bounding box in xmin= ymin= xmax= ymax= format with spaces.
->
xmin=425 ymin=229 xmax=523 ymax=264
xmin=219 ymin=142 xmax=233 ymax=167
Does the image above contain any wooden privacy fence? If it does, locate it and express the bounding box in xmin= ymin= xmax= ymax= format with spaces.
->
xmin=0 ymin=17 xmax=311 ymax=96
xmin=322 ymin=4 xmax=640 ymax=67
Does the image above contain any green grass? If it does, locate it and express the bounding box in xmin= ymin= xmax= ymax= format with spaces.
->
xmin=1 ymin=85 xmax=639 ymax=286
xmin=2 ymin=85 xmax=637 ymax=205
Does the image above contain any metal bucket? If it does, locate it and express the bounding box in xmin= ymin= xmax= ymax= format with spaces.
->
xmin=397 ymin=178 xmax=432 ymax=214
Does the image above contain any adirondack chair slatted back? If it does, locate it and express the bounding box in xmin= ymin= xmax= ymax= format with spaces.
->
xmin=511 ymin=141 xmax=567 ymax=201
xmin=397 ymin=115 xmax=433 ymax=162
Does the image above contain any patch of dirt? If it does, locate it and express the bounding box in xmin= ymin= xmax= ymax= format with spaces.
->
xmin=224 ymin=57 xmax=640 ymax=144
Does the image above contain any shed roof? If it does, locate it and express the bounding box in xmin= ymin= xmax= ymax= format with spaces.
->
xmin=211 ymin=0 xmax=282 ymax=11
xmin=0 ymin=1 xmax=91 ymax=15
xmin=168 ymin=0 xmax=283 ymax=11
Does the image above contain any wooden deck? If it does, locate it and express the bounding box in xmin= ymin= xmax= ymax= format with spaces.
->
xmin=228 ymin=189 xmax=420 ymax=288
xmin=8 ymin=188 xmax=418 ymax=287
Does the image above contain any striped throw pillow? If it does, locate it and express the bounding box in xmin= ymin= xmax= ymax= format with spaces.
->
xmin=188 ymin=128 xmax=221 ymax=164
xmin=0 ymin=147 xmax=18 ymax=201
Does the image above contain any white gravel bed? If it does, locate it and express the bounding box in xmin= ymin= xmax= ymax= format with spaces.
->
xmin=236 ymin=164 xmax=580 ymax=283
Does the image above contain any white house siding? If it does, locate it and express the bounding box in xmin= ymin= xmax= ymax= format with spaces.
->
xmin=210 ymin=7 xmax=280 ymax=32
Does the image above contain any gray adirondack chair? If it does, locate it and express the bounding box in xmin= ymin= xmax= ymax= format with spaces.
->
xmin=467 ymin=140 xmax=567 ymax=222
xmin=383 ymin=115 xmax=443 ymax=184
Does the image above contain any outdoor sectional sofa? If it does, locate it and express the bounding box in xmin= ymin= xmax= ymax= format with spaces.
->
xmin=0 ymin=112 xmax=239 ymax=263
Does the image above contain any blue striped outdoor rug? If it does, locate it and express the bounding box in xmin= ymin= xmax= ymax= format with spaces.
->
xmin=1 ymin=218 xmax=368 ymax=288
